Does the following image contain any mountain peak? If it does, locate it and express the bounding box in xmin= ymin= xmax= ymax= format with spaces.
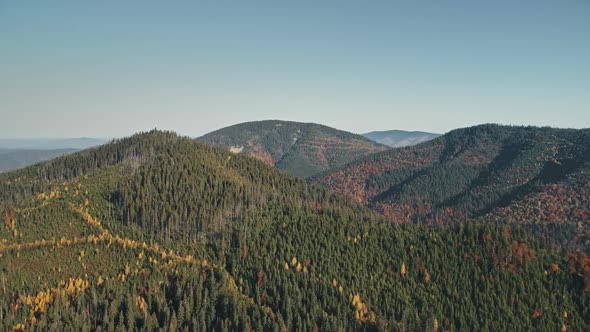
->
xmin=199 ymin=120 xmax=389 ymax=178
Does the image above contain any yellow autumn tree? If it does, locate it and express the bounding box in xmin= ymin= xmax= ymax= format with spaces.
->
xmin=350 ymin=293 xmax=375 ymax=322
xmin=136 ymin=295 xmax=148 ymax=316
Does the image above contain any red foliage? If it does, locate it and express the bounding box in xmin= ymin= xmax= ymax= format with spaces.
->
xmin=488 ymin=182 xmax=590 ymax=224
xmin=511 ymin=241 xmax=536 ymax=266
xmin=313 ymin=141 xmax=443 ymax=207
xmin=568 ymin=251 xmax=590 ymax=294
xmin=3 ymin=206 xmax=14 ymax=229
xmin=241 ymin=243 xmax=249 ymax=262
xmin=246 ymin=140 xmax=274 ymax=166
xmin=256 ymin=271 xmax=264 ymax=288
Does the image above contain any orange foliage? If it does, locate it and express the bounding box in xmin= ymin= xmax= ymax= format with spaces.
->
xmin=3 ymin=206 xmax=15 ymax=230
xmin=241 ymin=243 xmax=248 ymax=262
xmin=510 ymin=241 xmax=536 ymax=266
xmin=256 ymin=271 xmax=264 ymax=288
xmin=136 ymin=295 xmax=148 ymax=316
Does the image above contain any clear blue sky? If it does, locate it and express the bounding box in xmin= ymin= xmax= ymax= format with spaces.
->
xmin=1 ymin=1 xmax=589 ymax=138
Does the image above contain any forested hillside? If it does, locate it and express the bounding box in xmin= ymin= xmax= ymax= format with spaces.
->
xmin=198 ymin=120 xmax=388 ymax=178
xmin=1 ymin=129 xmax=589 ymax=331
xmin=314 ymin=125 xmax=590 ymax=220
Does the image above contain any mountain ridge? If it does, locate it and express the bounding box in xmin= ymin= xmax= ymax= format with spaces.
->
xmin=198 ymin=120 xmax=389 ymax=178
xmin=0 ymin=137 xmax=108 ymax=150
xmin=314 ymin=124 xmax=590 ymax=230
xmin=0 ymin=148 xmax=79 ymax=173
xmin=0 ymin=138 xmax=109 ymax=172
xmin=1 ymin=128 xmax=589 ymax=330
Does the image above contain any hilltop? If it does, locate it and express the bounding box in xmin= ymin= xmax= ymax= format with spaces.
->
xmin=1 ymin=129 xmax=589 ymax=331
xmin=198 ymin=120 xmax=389 ymax=178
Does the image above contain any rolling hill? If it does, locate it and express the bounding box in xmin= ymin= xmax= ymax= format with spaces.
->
xmin=198 ymin=120 xmax=389 ymax=178
xmin=1 ymin=129 xmax=589 ymax=331
xmin=362 ymin=130 xmax=441 ymax=147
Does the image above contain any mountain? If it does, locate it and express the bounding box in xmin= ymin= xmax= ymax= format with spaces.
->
xmin=1 ymin=129 xmax=589 ymax=331
xmin=0 ymin=138 xmax=108 ymax=172
xmin=362 ymin=130 xmax=441 ymax=147
xmin=0 ymin=148 xmax=79 ymax=172
xmin=314 ymin=124 xmax=590 ymax=228
xmin=0 ymin=137 xmax=108 ymax=150
xmin=198 ymin=120 xmax=389 ymax=178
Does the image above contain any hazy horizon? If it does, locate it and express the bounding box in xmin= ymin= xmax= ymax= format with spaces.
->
xmin=2 ymin=119 xmax=589 ymax=140
xmin=1 ymin=2 xmax=589 ymax=138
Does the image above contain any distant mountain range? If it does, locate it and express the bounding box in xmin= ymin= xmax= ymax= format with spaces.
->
xmin=0 ymin=128 xmax=442 ymax=174
xmin=362 ymin=130 xmax=440 ymax=147
xmin=0 ymin=148 xmax=79 ymax=172
xmin=0 ymin=138 xmax=108 ymax=150
xmin=199 ymin=120 xmax=389 ymax=178
xmin=0 ymin=138 xmax=108 ymax=172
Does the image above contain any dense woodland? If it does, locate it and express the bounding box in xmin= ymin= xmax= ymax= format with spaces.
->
xmin=1 ymin=129 xmax=589 ymax=331
xmin=314 ymin=125 xmax=590 ymax=249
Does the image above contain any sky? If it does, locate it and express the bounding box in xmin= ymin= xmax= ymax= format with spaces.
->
xmin=1 ymin=1 xmax=589 ymax=138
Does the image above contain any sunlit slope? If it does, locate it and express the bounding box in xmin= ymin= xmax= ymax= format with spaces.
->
xmin=199 ymin=120 xmax=389 ymax=178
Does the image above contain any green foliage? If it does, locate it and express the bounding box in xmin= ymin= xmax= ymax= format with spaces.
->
xmin=199 ymin=120 xmax=388 ymax=178
xmin=315 ymin=124 xmax=590 ymax=228
xmin=1 ymin=129 xmax=589 ymax=331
